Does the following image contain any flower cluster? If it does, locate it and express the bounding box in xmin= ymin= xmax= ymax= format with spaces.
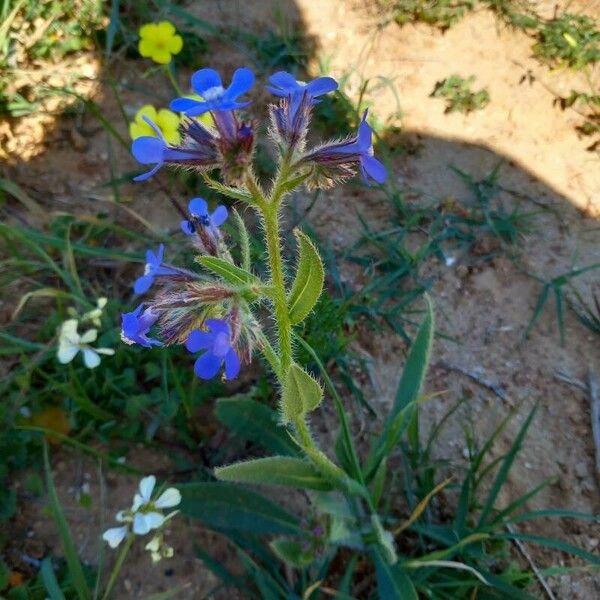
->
xmin=122 ymin=65 xmax=386 ymax=383
xmin=103 ymin=475 xmax=181 ymax=562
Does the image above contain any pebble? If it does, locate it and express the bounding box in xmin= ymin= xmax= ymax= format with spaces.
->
xmin=574 ymin=461 xmax=589 ymax=479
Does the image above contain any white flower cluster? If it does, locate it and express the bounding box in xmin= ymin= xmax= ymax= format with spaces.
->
xmin=103 ymin=475 xmax=181 ymax=562
xmin=57 ymin=298 xmax=114 ymax=368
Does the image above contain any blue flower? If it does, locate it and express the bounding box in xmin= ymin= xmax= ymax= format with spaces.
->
xmin=185 ymin=319 xmax=240 ymax=380
xmin=302 ymin=111 xmax=387 ymax=187
xmin=336 ymin=111 xmax=386 ymax=184
xmin=134 ymin=244 xmax=177 ymax=294
xmin=121 ymin=305 xmax=162 ymax=347
xmin=131 ymin=117 xmax=218 ymax=181
xmin=170 ymin=68 xmax=255 ymax=116
xmin=267 ymin=71 xmax=338 ymax=103
xmin=181 ymin=197 xmax=228 ymax=236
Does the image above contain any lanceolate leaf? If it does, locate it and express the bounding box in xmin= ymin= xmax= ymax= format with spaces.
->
xmin=198 ymin=255 xmax=261 ymax=288
xmin=215 ymin=397 xmax=299 ymax=456
xmin=179 ymin=482 xmax=302 ymax=535
xmin=215 ymin=456 xmax=332 ymax=491
xmin=281 ymin=363 xmax=323 ymax=423
xmin=287 ymin=229 xmax=324 ymax=325
xmin=391 ymin=295 xmax=434 ymax=418
xmin=372 ymin=549 xmax=418 ymax=600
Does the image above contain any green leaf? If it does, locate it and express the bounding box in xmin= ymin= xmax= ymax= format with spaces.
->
xmin=215 ymin=397 xmax=299 ymax=456
xmin=197 ymin=256 xmax=261 ymax=288
xmin=215 ymin=456 xmax=332 ymax=491
xmin=40 ymin=558 xmax=66 ymax=600
xmin=477 ymin=403 xmax=538 ymax=527
xmin=372 ymin=549 xmax=418 ymax=600
xmin=281 ymin=363 xmax=323 ymax=423
xmin=43 ymin=444 xmax=91 ymax=600
xmin=179 ymin=481 xmax=302 ymax=535
xmin=391 ymin=295 xmax=434 ymax=420
xmin=270 ymin=538 xmax=314 ymax=568
xmin=367 ymin=296 xmax=433 ymax=475
xmin=287 ymin=229 xmax=324 ymax=325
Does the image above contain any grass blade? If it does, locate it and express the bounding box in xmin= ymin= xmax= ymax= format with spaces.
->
xmin=43 ymin=442 xmax=91 ymax=600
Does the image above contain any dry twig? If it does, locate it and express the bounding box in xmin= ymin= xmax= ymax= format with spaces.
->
xmin=436 ymin=360 xmax=508 ymax=402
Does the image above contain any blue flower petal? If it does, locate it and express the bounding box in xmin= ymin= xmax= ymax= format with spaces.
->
xmin=205 ymin=318 xmax=229 ymax=335
xmin=186 ymin=330 xmax=214 ymax=352
xmin=194 ymin=351 xmax=222 ymax=379
xmin=225 ymin=67 xmax=255 ymax=100
xmin=211 ymin=205 xmax=228 ymax=227
xmin=172 ymin=99 xmax=211 ymax=116
xmin=224 ymin=348 xmax=240 ymax=380
xmin=268 ymin=71 xmax=299 ymax=92
xmin=191 ymin=68 xmax=223 ymax=95
xmin=134 ymin=274 xmax=154 ymax=295
xmin=156 ymin=244 xmax=165 ymax=263
xmin=361 ymin=155 xmax=387 ymax=184
xmin=189 ymin=197 xmax=208 ymax=216
xmin=180 ymin=219 xmax=194 ymax=235
xmin=357 ymin=111 xmax=372 ymax=150
xmin=133 ymin=163 xmax=162 ymax=182
xmin=132 ymin=137 xmax=165 ymax=165
xmin=305 ymin=76 xmax=338 ymax=97
xmin=169 ymin=97 xmax=204 ymax=113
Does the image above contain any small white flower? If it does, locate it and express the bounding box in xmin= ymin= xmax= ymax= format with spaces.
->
xmin=81 ymin=297 xmax=108 ymax=327
xmin=145 ymin=534 xmax=174 ymax=563
xmin=57 ymin=319 xmax=114 ymax=369
xmin=103 ymin=475 xmax=181 ymax=552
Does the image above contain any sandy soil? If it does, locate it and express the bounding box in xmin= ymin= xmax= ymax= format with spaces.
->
xmin=3 ymin=0 xmax=600 ymax=598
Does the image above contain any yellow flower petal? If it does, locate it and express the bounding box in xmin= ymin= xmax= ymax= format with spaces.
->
xmin=130 ymin=121 xmax=153 ymax=140
xmin=138 ymin=38 xmax=156 ymax=58
xmin=156 ymin=21 xmax=176 ymax=38
xmin=139 ymin=23 xmax=157 ymax=40
xmin=156 ymin=109 xmax=180 ymax=131
xmin=136 ymin=104 xmax=157 ymax=122
xmin=167 ymin=34 xmax=183 ymax=55
xmin=150 ymin=49 xmax=172 ymax=65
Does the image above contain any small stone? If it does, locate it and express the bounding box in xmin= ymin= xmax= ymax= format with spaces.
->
xmin=587 ymin=538 xmax=599 ymax=550
xmin=574 ymin=461 xmax=589 ymax=479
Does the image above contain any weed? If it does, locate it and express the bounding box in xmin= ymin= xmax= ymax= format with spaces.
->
xmin=387 ymin=0 xmax=477 ymax=29
xmin=533 ymin=14 xmax=600 ymax=70
xmin=432 ymin=75 xmax=491 ymax=114
xmin=524 ymin=263 xmax=600 ymax=345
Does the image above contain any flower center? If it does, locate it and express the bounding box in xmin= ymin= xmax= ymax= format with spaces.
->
xmin=212 ymin=331 xmax=230 ymax=357
xmin=203 ymin=85 xmax=226 ymax=101
xmin=144 ymin=263 xmax=153 ymax=275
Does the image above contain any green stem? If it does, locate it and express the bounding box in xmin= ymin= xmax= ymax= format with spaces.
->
xmin=164 ymin=64 xmax=183 ymax=96
xmin=101 ymin=534 xmax=134 ymax=600
xmin=262 ymin=205 xmax=293 ymax=374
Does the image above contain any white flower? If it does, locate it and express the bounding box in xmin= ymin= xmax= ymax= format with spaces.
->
xmin=102 ymin=475 xmax=181 ymax=551
xmin=57 ymin=319 xmax=114 ymax=368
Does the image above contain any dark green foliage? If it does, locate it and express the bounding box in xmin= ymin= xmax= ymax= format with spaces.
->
xmin=533 ymin=14 xmax=600 ymax=70
xmin=390 ymin=0 xmax=477 ymax=29
xmin=432 ymin=75 xmax=490 ymax=114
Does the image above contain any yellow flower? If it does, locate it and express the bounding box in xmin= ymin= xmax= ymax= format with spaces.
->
xmin=129 ymin=105 xmax=181 ymax=145
xmin=138 ymin=21 xmax=183 ymax=65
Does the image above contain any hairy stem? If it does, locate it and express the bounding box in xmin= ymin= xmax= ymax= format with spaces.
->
xmin=263 ymin=204 xmax=293 ymax=374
